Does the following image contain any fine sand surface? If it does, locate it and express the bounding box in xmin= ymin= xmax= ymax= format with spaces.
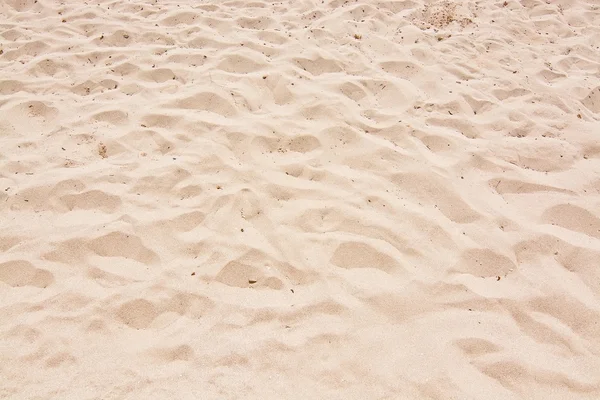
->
xmin=1 ymin=0 xmax=600 ymax=398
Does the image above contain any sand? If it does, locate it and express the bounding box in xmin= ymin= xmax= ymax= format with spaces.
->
xmin=1 ymin=0 xmax=600 ymax=398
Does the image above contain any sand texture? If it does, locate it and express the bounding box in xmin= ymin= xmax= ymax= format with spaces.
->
xmin=1 ymin=0 xmax=600 ymax=398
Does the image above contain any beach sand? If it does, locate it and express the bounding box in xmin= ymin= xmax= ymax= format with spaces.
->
xmin=1 ymin=0 xmax=600 ymax=398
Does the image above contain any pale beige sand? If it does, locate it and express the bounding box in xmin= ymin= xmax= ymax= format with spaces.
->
xmin=1 ymin=0 xmax=600 ymax=398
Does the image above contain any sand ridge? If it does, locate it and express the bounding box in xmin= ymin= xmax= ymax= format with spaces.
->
xmin=1 ymin=0 xmax=600 ymax=398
